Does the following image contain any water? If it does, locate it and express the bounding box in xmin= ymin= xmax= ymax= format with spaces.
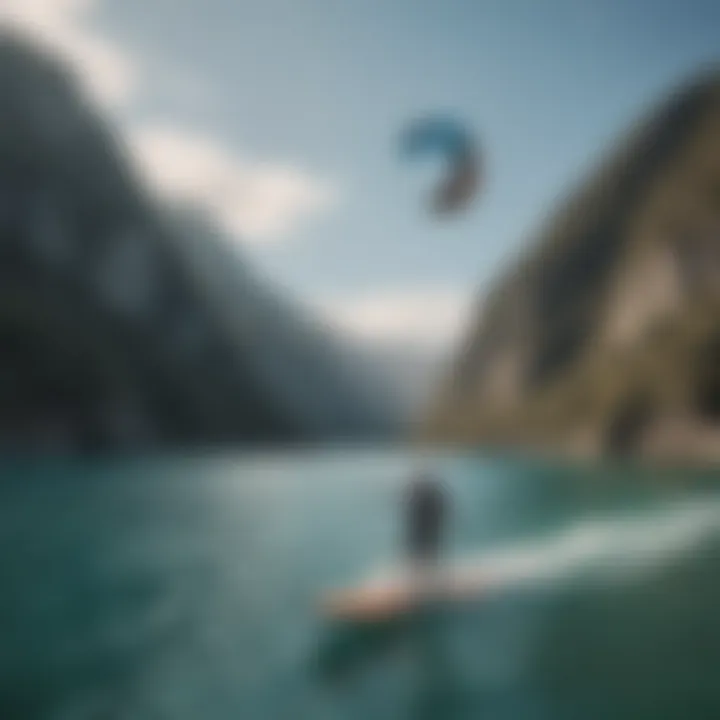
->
xmin=1 ymin=451 xmax=719 ymax=719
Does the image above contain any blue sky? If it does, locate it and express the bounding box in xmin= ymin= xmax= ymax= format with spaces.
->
xmin=3 ymin=0 xmax=720 ymax=350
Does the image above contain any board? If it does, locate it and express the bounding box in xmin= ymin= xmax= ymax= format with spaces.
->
xmin=319 ymin=565 xmax=491 ymax=623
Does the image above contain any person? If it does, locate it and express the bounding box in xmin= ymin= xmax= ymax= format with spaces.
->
xmin=405 ymin=470 xmax=447 ymax=566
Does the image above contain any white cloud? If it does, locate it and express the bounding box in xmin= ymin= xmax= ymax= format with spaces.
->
xmin=0 ymin=0 xmax=337 ymax=242
xmin=315 ymin=288 xmax=474 ymax=350
xmin=0 ymin=0 xmax=136 ymax=107
xmin=129 ymin=124 xmax=337 ymax=242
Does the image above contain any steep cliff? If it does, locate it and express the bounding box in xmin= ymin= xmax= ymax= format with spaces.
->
xmin=0 ymin=33 xmax=395 ymax=452
xmin=426 ymin=68 xmax=720 ymax=461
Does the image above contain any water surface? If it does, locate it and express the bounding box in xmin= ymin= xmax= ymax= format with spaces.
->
xmin=1 ymin=451 xmax=719 ymax=719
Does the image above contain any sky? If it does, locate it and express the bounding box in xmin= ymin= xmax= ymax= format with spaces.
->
xmin=2 ymin=0 xmax=720 ymax=355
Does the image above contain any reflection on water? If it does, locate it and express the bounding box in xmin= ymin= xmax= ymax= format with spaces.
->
xmin=0 ymin=451 xmax=719 ymax=719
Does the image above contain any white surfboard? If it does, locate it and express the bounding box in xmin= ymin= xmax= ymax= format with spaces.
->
xmin=319 ymin=563 xmax=491 ymax=623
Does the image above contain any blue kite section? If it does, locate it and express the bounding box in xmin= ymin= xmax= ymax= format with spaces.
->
xmin=399 ymin=116 xmax=474 ymax=161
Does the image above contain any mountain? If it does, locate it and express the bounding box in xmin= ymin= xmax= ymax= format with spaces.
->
xmin=425 ymin=68 xmax=720 ymax=462
xmin=358 ymin=340 xmax=452 ymax=419
xmin=163 ymin=205 xmax=401 ymax=439
xmin=0 ymin=32 xmax=396 ymax=452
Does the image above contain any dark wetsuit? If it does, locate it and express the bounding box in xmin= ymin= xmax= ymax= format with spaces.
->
xmin=406 ymin=475 xmax=446 ymax=562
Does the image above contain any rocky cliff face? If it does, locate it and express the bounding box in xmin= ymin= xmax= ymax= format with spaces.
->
xmin=426 ymin=69 xmax=720 ymax=461
xmin=0 ymin=33 xmax=395 ymax=452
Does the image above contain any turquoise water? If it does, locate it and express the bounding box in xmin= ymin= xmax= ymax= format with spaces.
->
xmin=1 ymin=451 xmax=719 ymax=719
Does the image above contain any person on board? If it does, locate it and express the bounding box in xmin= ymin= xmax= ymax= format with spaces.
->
xmin=405 ymin=470 xmax=448 ymax=565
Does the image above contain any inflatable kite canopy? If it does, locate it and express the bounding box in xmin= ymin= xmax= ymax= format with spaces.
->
xmin=399 ymin=116 xmax=482 ymax=215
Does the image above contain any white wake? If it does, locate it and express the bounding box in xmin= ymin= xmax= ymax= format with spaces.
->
xmin=372 ymin=495 xmax=720 ymax=596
